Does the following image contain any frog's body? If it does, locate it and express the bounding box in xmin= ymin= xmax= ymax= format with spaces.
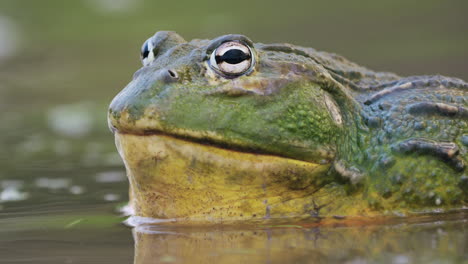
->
xmin=109 ymin=31 xmax=467 ymax=222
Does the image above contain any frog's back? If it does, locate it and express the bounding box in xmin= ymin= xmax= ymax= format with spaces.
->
xmin=350 ymin=75 xmax=467 ymax=205
xmin=269 ymin=41 xmax=468 ymax=205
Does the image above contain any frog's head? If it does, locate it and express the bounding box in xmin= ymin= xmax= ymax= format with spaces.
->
xmin=108 ymin=31 xmax=361 ymax=221
xmin=109 ymin=31 xmax=357 ymax=162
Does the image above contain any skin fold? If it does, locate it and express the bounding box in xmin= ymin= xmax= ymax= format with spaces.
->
xmin=109 ymin=31 xmax=467 ymax=222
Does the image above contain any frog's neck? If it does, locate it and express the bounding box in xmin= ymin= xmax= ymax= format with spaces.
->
xmin=334 ymin=103 xmax=369 ymax=184
xmin=317 ymin=75 xmax=370 ymax=184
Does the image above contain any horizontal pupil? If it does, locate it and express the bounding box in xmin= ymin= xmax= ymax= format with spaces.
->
xmin=216 ymin=49 xmax=250 ymax=64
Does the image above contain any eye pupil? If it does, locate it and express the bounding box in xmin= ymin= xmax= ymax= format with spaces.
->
xmin=215 ymin=49 xmax=250 ymax=65
xmin=209 ymin=41 xmax=255 ymax=77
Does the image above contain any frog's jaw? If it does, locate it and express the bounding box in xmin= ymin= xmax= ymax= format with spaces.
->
xmin=115 ymin=132 xmax=378 ymax=222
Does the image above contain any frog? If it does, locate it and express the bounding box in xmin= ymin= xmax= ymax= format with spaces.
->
xmin=108 ymin=31 xmax=468 ymax=222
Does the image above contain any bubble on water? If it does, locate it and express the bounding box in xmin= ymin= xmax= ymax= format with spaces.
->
xmin=35 ymin=177 xmax=71 ymax=190
xmin=69 ymin=185 xmax=84 ymax=195
xmin=0 ymin=15 xmax=20 ymax=61
xmin=47 ymin=102 xmax=94 ymax=138
xmin=85 ymin=0 xmax=140 ymax=14
xmin=95 ymin=171 xmax=126 ymax=183
xmin=0 ymin=186 xmax=29 ymax=202
xmin=103 ymin=193 xmax=120 ymax=202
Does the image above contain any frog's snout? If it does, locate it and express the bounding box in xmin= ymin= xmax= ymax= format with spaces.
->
xmin=108 ymin=66 xmax=182 ymax=135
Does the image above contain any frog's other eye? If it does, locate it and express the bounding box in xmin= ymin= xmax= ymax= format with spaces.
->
xmin=209 ymin=41 xmax=254 ymax=77
xmin=141 ymin=38 xmax=156 ymax=66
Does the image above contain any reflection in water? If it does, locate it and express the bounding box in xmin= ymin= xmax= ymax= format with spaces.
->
xmin=132 ymin=215 xmax=467 ymax=264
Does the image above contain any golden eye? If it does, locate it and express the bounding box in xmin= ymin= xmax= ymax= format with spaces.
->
xmin=209 ymin=41 xmax=254 ymax=77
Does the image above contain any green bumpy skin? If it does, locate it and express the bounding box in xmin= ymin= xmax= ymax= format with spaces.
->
xmin=109 ymin=31 xmax=467 ymax=222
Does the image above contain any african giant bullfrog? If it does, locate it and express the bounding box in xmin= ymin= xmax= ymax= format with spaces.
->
xmin=109 ymin=31 xmax=468 ymax=222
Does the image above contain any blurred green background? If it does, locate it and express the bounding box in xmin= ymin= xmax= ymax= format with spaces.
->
xmin=0 ymin=2 xmax=466 ymax=262
xmin=0 ymin=0 xmax=467 ymax=109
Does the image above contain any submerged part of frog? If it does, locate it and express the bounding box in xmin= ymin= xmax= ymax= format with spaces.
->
xmin=109 ymin=31 xmax=468 ymax=222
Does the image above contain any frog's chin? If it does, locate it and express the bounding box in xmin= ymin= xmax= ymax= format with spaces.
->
xmin=114 ymin=132 xmax=342 ymax=222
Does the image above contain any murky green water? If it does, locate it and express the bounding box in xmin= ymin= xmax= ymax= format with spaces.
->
xmin=0 ymin=1 xmax=467 ymax=263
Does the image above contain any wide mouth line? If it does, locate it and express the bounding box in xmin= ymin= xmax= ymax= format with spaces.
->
xmin=115 ymin=129 xmax=321 ymax=164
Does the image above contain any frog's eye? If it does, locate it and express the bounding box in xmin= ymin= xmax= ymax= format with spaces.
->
xmin=141 ymin=38 xmax=155 ymax=66
xmin=209 ymin=41 xmax=254 ymax=77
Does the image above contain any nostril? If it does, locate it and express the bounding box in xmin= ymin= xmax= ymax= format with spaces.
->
xmin=167 ymin=69 xmax=178 ymax=79
xmin=161 ymin=69 xmax=179 ymax=83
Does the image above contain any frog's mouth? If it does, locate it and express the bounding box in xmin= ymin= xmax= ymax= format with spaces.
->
xmin=113 ymin=131 xmax=338 ymax=221
xmin=108 ymin=108 xmax=335 ymax=167
xmin=113 ymin=127 xmax=330 ymax=165
xmin=114 ymin=131 xmax=327 ymax=170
